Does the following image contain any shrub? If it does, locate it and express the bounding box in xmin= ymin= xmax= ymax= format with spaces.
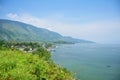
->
xmin=0 ymin=48 xmax=74 ymax=80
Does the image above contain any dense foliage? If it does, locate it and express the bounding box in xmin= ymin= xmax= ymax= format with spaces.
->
xmin=0 ymin=41 xmax=75 ymax=80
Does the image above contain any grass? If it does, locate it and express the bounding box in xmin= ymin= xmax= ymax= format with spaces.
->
xmin=0 ymin=45 xmax=75 ymax=80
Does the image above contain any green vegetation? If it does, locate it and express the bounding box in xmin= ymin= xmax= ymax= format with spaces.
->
xmin=0 ymin=19 xmax=93 ymax=43
xmin=0 ymin=41 xmax=75 ymax=80
xmin=53 ymin=40 xmax=75 ymax=44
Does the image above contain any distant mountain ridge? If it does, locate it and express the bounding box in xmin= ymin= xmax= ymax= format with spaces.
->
xmin=0 ymin=19 xmax=93 ymax=43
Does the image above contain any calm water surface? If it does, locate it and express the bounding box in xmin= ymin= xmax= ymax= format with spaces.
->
xmin=51 ymin=43 xmax=120 ymax=80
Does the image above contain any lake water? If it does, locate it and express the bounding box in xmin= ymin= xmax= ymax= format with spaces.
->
xmin=51 ymin=43 xmax=120 ymax=80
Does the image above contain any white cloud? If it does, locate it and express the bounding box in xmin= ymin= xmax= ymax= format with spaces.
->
xmin=6 ymin=13 xmax=53 ymax=30
xmin=7 ymin=13 xmax=18 ymax=19
xmin=6 ymin=13 xmax=120 ymax=43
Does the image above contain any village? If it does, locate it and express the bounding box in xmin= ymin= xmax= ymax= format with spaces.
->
xmin=1 ymin=41 xmax=55 ymax=53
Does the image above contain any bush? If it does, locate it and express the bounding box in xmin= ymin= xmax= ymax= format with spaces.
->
xmin=32 ymin=47 xmax=51 ymax=60
xmin=24 ymin=47 xmax=29 ymax=51
xmin=0 ymin=48 xmax=74 ymax=80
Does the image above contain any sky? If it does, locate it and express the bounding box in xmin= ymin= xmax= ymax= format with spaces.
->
xmin=0 ymin=0 xmax=120 ymax=43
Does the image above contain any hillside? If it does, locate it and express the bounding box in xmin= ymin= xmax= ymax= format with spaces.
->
xmin=0 ymin=19 xmax=93 ymax=43
xmin=0 ymin=41 xmax=74 ymax=80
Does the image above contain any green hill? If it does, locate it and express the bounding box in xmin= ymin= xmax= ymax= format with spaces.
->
xmin=0 ymin=19 xmax=93 ymax=43
xmin=0 ymin=42 xmax=74 ymax=80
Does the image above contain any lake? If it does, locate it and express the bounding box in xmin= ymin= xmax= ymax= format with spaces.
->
xmin=51 ymin=43 xmax=120 ymax=80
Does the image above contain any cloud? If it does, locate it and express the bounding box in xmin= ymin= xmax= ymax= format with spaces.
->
xmin=7 ymin=13 xmax=18 ymax=19
xmin=6 ymin=13 xmax=120 ymax=43
xmin=6 ymin=13 xmax=53 ymax=30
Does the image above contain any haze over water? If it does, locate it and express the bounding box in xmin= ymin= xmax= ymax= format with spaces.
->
xmin=52 ymin=43 xmax=120 ymax=80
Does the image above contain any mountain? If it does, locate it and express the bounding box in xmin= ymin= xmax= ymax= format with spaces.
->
xmin=0 ymin=19 xmax=93 ymax=43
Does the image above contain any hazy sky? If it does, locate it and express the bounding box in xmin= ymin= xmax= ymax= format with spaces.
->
xmin=0 ymin=0 xmax=120 ymax=43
